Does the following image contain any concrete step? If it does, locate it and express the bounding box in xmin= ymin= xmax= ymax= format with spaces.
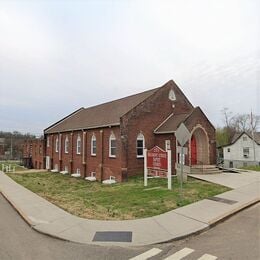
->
xmin=191 ymin=166 xmax=223 ymax=175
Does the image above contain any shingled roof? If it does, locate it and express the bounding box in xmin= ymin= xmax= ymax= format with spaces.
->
xmin=154 ymin=112 xmax=191 ymax=134
xmin=44 ymin=84 xmax=163 ymax=134
xmin=231 ymin=131 xmax=260 ymax=145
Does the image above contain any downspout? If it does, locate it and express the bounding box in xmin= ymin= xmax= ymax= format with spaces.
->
xmin=59 ymin=133 xmax=62 ymax=171
xmin=70 ymin=132 xmax=73 ymax=174
xmin=100 ymin=130 xmax=104 ymax=181
xmin=51 ymin=135 xmax=54 ymax=169
xmin=82 ymin=130 xmax=86 ymax=177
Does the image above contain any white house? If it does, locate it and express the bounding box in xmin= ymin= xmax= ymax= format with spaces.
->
xmin=223 ymin=132 xmax=260 ymax=168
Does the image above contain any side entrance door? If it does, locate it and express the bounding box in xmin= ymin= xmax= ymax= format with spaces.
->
xmin=46 ymin=156 xmax=50 ymax=170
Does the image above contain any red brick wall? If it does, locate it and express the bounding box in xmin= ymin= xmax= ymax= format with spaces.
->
xmin=121 ymin=80 xmax=193 ymax=176
xmin=51 ymin=134 xmax=60 ymax=171
xmin=45 ymin=127 xmax=123 ymax=181
xmin=43 ymin=81 xmax=215 ymax=181
xmin=23 ymin=139 xmax=44 ymax=169
xmin=85 ymin=127 xmax=122 ymax=181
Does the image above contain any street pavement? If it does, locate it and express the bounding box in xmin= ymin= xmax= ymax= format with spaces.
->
xmin=0 ymin=170 xmax=259 ymax=247
xmin=1 ymin=193 xmax=259 ymax=259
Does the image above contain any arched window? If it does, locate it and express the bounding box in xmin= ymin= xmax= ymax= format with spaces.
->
xmin=55 ymin=137 xmax=59 ymax=153
xmin=64 ymin=136 xmax=69 ymax=153
xmin=109 ymin=133 xmax=116 ymax=158
xmin=136 ymin=133 xmax=145 ymax=157
xmin=91 ymin=134 xmax=97 ymax=156
xmin=76 ymin=135 xmax=81 ymax=154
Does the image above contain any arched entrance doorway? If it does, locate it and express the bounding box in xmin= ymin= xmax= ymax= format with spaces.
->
xmin=190 ymin=126 xmax=209 ymax=165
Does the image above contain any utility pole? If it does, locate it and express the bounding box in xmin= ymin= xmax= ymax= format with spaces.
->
xmin=250 ymin=111 xmax=256 ymax=164
xmin=10 ymin=135 xmax=13 ymax=160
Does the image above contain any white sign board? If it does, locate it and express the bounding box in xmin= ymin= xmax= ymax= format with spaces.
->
xmin=177 ymin=146 xmax=188 ymax=155
xmin=175 ymin=123 xmax=190 ymax=146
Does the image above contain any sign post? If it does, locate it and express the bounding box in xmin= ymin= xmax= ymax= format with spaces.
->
xmin=167 ymin=149 xmax=172 ymax=190
xmin=175 ymin=123 xmax=191 ymax=199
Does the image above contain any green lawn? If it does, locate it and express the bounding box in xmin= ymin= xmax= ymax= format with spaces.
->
xmin=7 ymin=171 xmax=230 ymax=220
xmin=240 ymin=165 xmax=260 ymax=171
xmin=0 ymin=161 xmax=27 ymax=172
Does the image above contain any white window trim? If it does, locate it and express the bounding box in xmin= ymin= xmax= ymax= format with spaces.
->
xmin=76 ymin=135 xmax=81 ymax=154
xmin=47 ymin=136 xmax=50 ymax=147
xmin=165 ymin=140 xmax=171 ymax=151
xmin=91 ymin=134 xmax=97 ymax=156
xmin=109 ymin=133 xmax=116 ymax=158
xmin=55 ymin=137 xmax=59 ymax=153
xmin=136 ymin=133 xmax=145 ymax=158
xmin=65 ymin=136 xmax=69 ymax=154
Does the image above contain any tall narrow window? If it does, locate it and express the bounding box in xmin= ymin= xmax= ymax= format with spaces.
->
xmin=55 ymin=137 xmax=59 ymax=153
xmin=91 ymin=134 xmax=97 ymax=156
xmin=47 ymin=136 xmax=50 ymax=147
xmin=243 ymin=147 xmax=249 ymax=158
xmin=136 ymin=133 xmax=145 ymax=157
xmin=64 ymin=136 xmax=69 ymax=153
xmin=76 ymin=135 xmax=81 ymax=154
xmin=109 ymin=133 xmax=117 ymax=158
xmin=165 ymin=140 xmax=171 ymax=151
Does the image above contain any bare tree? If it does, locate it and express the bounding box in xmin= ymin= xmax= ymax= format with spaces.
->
xmin=231 ymin=113 xmax=260 ymax=132
xmin=221 ymin=107 xmax=233 ymax=128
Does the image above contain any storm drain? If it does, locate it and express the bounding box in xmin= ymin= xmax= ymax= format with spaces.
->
xmin=92 ymin=231 xmax=132 ymax=242
xmin=207 ymin=196 xmax=238 ymax=205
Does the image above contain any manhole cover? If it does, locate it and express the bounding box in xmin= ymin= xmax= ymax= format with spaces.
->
xmin=207 ymin=197 xmax=237 ymax=205
xmin=92 ymin=231 xmax=132 ymax=242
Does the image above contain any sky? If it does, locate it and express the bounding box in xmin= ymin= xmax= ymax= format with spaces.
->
xmin=0 ymin=0 xmax=259 ymax=135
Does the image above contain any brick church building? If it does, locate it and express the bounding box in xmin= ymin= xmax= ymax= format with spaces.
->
xmin=24 ymin=80 xmax=216 ymax=181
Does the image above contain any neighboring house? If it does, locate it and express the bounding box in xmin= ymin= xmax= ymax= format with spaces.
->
xmin=41 ymin=80 xmax=216 ymax=182
xmin=223 ymin=132 xmax=260 ymax=168
xmin=23 ymin=139 xmax=45 ymax=169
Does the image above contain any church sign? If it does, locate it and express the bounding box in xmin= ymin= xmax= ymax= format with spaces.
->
xmin=144 ymin=146 xmax=172 ymax=190
xmin=147 ymin=146 xmax=168 ymax=171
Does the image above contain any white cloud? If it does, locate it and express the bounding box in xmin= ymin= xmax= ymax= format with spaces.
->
xmin=0 ymin=0 xmax=259 ymax=133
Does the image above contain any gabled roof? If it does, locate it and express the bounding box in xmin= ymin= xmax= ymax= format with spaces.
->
xmin=44 ymin=82 xmax=166 ymax=134
xmin=228 ymin=131 xmax=260 ymax=146
xmin=154 ymin=112 xmax=191 ymax=134
xmin=154 ymin=106 xmax=213 ymax=134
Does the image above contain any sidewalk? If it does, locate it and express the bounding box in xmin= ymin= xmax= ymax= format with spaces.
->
xmin=0 ymin=170 xmax=259 ymax=247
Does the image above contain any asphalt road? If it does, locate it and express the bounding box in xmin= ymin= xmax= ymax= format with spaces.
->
xmin=154 ymin=202 xmax=260 ymax=260
xmin=0 ymin=194 xmax=144 ymax=260
xmin=0 ymin=193 xmax=259 ymax=260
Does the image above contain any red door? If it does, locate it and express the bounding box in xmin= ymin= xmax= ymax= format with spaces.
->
xmin=191 ymin=136 xmax=197 ymax=165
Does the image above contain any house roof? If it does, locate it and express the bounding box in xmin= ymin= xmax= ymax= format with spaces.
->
xmin=223 ymin=131 xmax=260 ymax=147
xmin=44 ymin=82 xmax=166 ymax=134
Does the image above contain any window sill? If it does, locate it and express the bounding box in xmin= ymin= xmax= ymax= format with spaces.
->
xmin=137 ymin=156 xmax=144 ymax=158
xmin=109 ymin=155 xmax=116 ymax=158
xmin=91 ymin=154 xmax=96 ymax=157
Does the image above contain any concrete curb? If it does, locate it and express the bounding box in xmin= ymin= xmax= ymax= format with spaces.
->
xmin=151 ymin=199 xmax=260 ymax=246
xmin=0 ymin=190 xmax=73 ymax=244
xmin=0 ymin=171 xmax=259 ymax=247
